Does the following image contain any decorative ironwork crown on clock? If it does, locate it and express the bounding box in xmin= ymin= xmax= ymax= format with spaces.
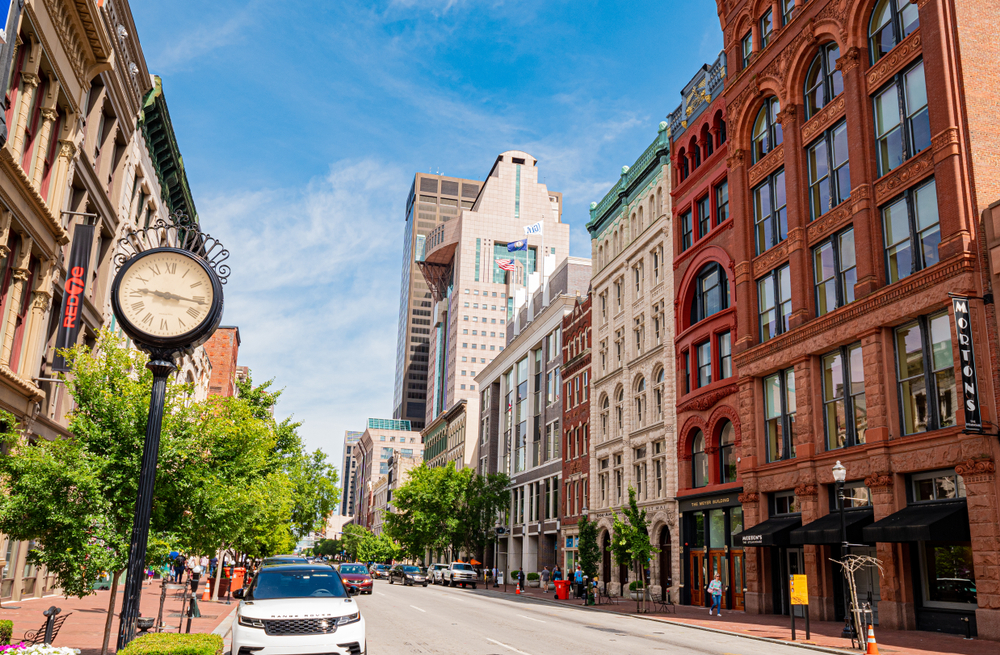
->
xmin=114 ymin=212 xmax=231 ymax=284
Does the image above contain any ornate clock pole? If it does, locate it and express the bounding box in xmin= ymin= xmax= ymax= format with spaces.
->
xmin=110 ymin=216 xmax=228 ymax=649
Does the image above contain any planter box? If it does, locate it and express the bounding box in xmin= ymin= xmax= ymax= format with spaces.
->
xmin=207 ymin=578 xmax=231 ymax=596
xmin=526 ymin=580 xmax=540 ymax=588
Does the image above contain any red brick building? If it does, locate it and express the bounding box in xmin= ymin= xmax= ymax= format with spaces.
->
xmin=719 ymin=0 xmax=1000 ymax=639
xmin=667 ymin=55 xmax=744 ymax=611
xmin=560 ymin=293 xmax=591 ymax=572
xmin=203 ymin=326 xmax=241 ymax=397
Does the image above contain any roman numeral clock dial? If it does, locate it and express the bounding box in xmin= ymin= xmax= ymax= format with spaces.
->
xmin=113 ymin=248 xmax=221 ymax=348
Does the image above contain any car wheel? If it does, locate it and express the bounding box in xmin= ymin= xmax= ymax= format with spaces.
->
xmin=472 ymin=584 xmax=477 ymax=589
xmin=423 ymin=583 xmax=428 ymax=587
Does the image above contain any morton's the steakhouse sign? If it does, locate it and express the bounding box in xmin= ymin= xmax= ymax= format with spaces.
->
xmin=52 ymin=224 xmax=94 ymax=371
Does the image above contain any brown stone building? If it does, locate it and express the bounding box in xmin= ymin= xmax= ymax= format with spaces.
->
xmin=203 ymin=326 xmax=241 ymax=397
xmin=719 ymin=0 xmax=1000 ymax=639
xmin=667 ymin=55 xmax=743 ymax=611
xmin=560 ymin=292 xmax=591 ymax=571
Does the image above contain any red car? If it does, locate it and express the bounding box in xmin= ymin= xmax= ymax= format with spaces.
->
xmin=339 ymin=563 xmax=374 ymax=595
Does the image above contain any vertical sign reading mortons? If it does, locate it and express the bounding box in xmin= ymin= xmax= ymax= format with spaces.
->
xmin=52 ymin=224 xmax=94 ymax=371
xmin=951 ymin=296 xmax=982 ymax=433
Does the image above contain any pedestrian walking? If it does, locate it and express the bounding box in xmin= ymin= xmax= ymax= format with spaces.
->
xmin=541 ymin=566 xmax=550 ymax=593
xmin=573 ymin=564 xmax=584 ymax=599
xmin=708 ymin=573 xmax=723 ymax=616
xmin=492 ymin=566 xmax=498 ymax=587
xmin=552 ymin=565 xmax=561 ymax=595
xmin=174 ymin=555 xmax=186 ymax=584
xmin=517 ymin=569 xmax=525 ymax=591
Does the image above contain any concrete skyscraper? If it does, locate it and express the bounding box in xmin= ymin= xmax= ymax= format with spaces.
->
xmin=417 ymin=151 xmax=569 ymax=466
xmin=393 ymin=173 xmax=483 ymax=430
xmin=339 ymin=430 xmax=363 ymax=516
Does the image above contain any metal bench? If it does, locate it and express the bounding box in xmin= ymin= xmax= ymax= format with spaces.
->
xmin=597 ymin=584 xmax=618 ymax=605
xmin=652 ymin=589 xmax=675 ymax=614
xmin=23 ymin=607 xmax=71 ymax=646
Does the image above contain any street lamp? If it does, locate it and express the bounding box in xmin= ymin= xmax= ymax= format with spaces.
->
xmin=832 ymin=461 xmax=854 ymax=641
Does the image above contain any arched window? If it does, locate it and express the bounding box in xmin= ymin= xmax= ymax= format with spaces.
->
xmin=701 ymin=124 xmax=714 ymax=158
xmin=678 ymin=147 xmax=689 ymax=180
xmin=634 ymin=378 xmax=646 ymax=426
xmin=692 ymin=430 xmax=708 ymax=488
xmin=615 ymin=387 xmax=624 ymax=434
xmin=637 ymin=206 xmax=644 ymax=233
xmin=715 ymin=111 xmax=727 ymax=145
xmin=869 ymin=0 xmax=919 ymax=64
xmin=613 ymin=230 xmax=619 ymax=255
xmin=690 ymin=262 xmax=729 ymax=325
xmin=654 ymin=368 xmax=665 ymax=420
xmin=719 ymin=421 xmax=737 ymax=483
xmin=690 ymin=136 xmax=700 ymax=169
xmin=752 ymin=97 xmax=782 ymax=163
xmin=804 ymin=43 xmax=844 ymax=120
xmin=600 ymin=395 xmax=610 ymax=439
xmin=648 ymin=196 xmax=655 ymax=222
xmin=656 ymin=188 xmax=663 ymax=215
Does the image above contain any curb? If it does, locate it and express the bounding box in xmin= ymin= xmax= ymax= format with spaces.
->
xmin=212 ymin=606 xmax=239 ymax=638
xmin=476 ymin=588 xmax=857 ymax=655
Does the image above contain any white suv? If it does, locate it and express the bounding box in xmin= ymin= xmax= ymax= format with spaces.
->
xmin=232 ymin=563 xmax=366 ymax=655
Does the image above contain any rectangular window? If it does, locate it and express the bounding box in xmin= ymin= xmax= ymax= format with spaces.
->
xmin=760 ymin=10 xmax=773 ymax=48
xmin=475 ymin=237 xmax=481 ymax=281
xmin=814 ymin=227 xmax=857 ymax=316
xmin=684 ymin=350 xmax=691 ymax=394
xmin=772 ymin=491 xmax=798 ymax=515
xmin=781 ymin=0 xmax=795 ymax=25
xmin=696 ymin=341 xmax=712 ymax=388
xmin=697 ymin=195 xmax=711 ymax=238
xmin=884 ymin=178 xmax=940 ymax=284
xmin=807 ymin=120 xmax=850 ymax=219
xmin=715 ymin=180 xmax=729 ymax=226
xmin=719 ymin=331 xmax=732 ymax=379
xmin=896 ymin=312 xmax=955 ymax=434
xmin=822 ymin=343 xmax=867 ymax=450
xmin=753 ymin=169 xmax=787 ymax=255
xmin=911 ymin=469 xmax=966 ymax=503
xmin=758 ymin=264 xmax=791 ymax=342
xmin=765 ymin=368 xmax=796 ymax=462
xmin=874 ymin=60 xmax=930 ymax=175
xmin=681 ymin=210 xmax=693 ymax=251
xmin=742 ymin=32 xmax=753 ymax=69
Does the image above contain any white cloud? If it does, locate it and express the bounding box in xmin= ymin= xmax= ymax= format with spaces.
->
xmin=199 ymin=159 xmax=410 ymax=469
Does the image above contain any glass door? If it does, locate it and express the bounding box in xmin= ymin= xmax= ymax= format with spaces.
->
xmin=731 ymin=550 xmax=745 ymax=611
xmin=850 ymin=546 xmax=880 ymax=624
xmin=786 ymin=548 xmax=805 ymax=618
xmin=709 ymin=551 xmax=727 ymax=608
xmin=689 ymin=550 xmax=706 ymax=606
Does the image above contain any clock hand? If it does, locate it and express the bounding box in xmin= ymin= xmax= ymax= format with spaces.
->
xmin=137 ymin=288 xmax=205 ymax=304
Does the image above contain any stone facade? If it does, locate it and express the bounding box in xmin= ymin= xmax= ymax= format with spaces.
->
xmin=351 ymin=419 xmax=423 ymax=531
xmin=718 ymin=0 xmax=1000 ymax=639
xmin=668 ymin=53 xmax=746 ymax=611
xmin=203 ymin=326 xmax=240 ymax=397
xmin=587 ymin=123 xmax=678 ymax=601
xmin=560 ymin=292 xmax=591 ymax=572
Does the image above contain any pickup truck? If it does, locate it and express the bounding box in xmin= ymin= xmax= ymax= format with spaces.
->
xmin=442 ymin=562 xmax=478 ymax=588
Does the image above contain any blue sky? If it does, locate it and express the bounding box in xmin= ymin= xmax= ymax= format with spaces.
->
xmin=130 ymin=0 xmax=723 ymax=486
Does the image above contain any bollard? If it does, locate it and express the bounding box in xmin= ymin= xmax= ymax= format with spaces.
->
xmin=156 ymin=582 xmax=167 ymax=632
xmin=42 ymin=606 xmax=61 ymax=645
xmin=961 ymin=616 xmax=973 ymax=640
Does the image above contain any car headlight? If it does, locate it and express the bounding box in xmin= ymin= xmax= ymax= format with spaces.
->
xmin=238 ymin=614 xmax=265 ymax=628
xmin=406 ymin=574 xmax=414 ymax=579
xmin=335 ymin=612 xmax=360 ymax=626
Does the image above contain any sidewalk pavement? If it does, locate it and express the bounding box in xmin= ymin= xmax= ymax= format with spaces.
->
xmin=484 ymin=581 xmax=993 ymax=655
xmin=0 ymin=580 xmax=236 ymax=654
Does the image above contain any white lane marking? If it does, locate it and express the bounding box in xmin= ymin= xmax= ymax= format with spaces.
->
xmin=486 ymin=638 xmax=534 ymax=655
xmin=410 ymin=605 xmax=426 ymax=612
xmin=516 ymin=614 xmax=546 ymax=623
xmin=376 ymin=592 xmax=386 ymax=596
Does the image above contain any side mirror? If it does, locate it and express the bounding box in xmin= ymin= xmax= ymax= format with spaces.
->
xmin=232 ymin=588 xmax=245 ymax=599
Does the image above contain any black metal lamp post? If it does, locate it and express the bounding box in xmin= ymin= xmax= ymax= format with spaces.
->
xmin=832 ymin=461 xmax=855 ymax=641
xmin=581 ymin=506 xmax=591 ymax=605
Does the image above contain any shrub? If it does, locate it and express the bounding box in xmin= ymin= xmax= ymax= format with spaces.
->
xmin=509 ymin=569 xmax=519 ymax=580
xmin=628 ymin=580 xmax=645 ymax=591
xmin=0 ymin=621 xmax=11 ymax=646
xmin=117 ymin=633 xmax=223 ymax=655
xmin=526 ymin=572 xmax=539 ymax=581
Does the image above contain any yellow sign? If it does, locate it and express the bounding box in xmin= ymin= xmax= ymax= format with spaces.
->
xmin=789 ymin=574 xmax=809 ymax=605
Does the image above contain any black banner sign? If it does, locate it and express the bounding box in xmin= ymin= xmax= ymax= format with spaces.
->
xmin=951 ymin=296 xmax=982 ymax=433
xmin=52 ymin=223 xmax=94 ymax=372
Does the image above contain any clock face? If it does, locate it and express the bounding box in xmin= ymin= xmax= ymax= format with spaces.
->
xmin=117 ymin=250 xmax=216 ymax=339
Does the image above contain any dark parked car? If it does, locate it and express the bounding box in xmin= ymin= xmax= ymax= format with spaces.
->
xmin=262 ymin=555 xmax=309 ymax=566
xmin=339 ymin=563 xmax=374 ymax=595
xmin=389 ymin=565 xmax=428 ymax=586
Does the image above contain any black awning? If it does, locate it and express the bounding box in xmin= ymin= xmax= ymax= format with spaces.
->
xmin=862 ymin=501 xmax=970 ymax=543
xmin=735 ymin=515 xmax=801 ymax=547
xmin=790 ymin=508 xmax=874 ymax=545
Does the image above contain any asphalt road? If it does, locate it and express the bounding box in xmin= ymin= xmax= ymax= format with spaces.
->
xmin=357 ymin=579 xmax=818 ymax=655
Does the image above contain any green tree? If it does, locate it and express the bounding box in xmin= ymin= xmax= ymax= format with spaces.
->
xmin=577 ymin=514 xmax=600 ymax=583
xmin=384 ymin=464 xmax=463 ymax=560
xmin=610 ymin=486 xmax=657 ymax=612
xmin=314 ymin=539 xmax=341 ymax=558
xmin=341 ymin=525 xmax=369 ymax=561
xmin=454 ymin=471 xmax=510 ymax=562
xmin=357 ymin=532 xmax=399 ymax=563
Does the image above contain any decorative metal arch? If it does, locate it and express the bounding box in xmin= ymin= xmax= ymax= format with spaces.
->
xmin=114 ymin=212 xmax=230 ymax=284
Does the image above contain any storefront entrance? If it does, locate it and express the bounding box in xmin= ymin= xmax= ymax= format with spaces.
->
xmin=689 ymin=550 xmax=705 ymax=606
xmin=679 ymin=490 xmax=745 ymax=610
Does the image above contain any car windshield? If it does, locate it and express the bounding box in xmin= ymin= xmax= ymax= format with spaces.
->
xmin=264 ymin=557 xmax=307 ymax=565
xmin=339 ymin=565 xmax=368 ymax=575
xmin=250 ymin=569 xmax=348 ymax=599
xmin=454 ymin=564 xmax=473 ymax=571
xmin=402 ymin=566 xmax=420 ymax=573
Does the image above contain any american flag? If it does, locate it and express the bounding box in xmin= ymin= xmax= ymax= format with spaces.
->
xmin=496 ymin=259 xmax=516 ymax=272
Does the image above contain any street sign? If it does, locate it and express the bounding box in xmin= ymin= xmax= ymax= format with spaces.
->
xmin=790 ymin=574 xmax=808 ymax=605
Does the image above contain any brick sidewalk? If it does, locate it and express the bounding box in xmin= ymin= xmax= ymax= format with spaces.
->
xmin=483 ymin=581 xmax=992 ymax=655
xmin=0 ymin=580 xmax=235 ymax=654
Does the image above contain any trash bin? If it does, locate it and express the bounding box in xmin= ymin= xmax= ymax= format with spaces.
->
xmin=232 ymin=567 xmax=246 ymax=592
xmin=554 ymin=580 xmax=570 ymax=600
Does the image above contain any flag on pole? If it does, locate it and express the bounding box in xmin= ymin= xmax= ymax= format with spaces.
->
xmin=523 ymin=221 xmax=543 ymax=236
xmin=507 ymin=239 xmax=527 ymax=252
xmin=496 ymin=259 xmax=516 ymax=272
